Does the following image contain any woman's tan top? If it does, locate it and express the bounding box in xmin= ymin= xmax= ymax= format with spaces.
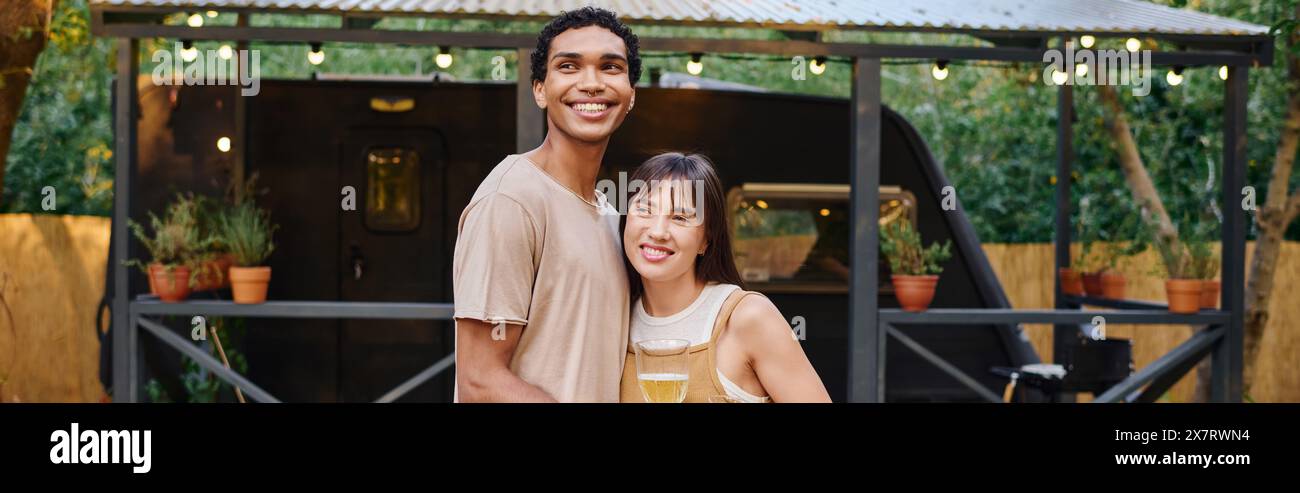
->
xmin=620 ymin=289 xmax=767 ymax=403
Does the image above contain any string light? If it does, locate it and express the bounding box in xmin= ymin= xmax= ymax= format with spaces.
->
xmin=218 ymin=44 xmax=233 ymax=60
xmin=180 ymin=40 xmax=198 ymax=62
xmin=1166 ymin=65 xmax=1185 ymax=86
xmin=810 ymin=56 xmax=826 ymax=75
xmin=686 ymin=53 xmax=704 ymax=75
xmin=307 ymin=42 xmax=325 ymax=65
xmin=1125 ymin=38 xmax=1142 ymax=52
xmin=187 ymin=13 xmax=204 ymax=27
xmin=931 ymin=60 xmax=949 ymax=81
xmin=1080 ymin=35 xmax=1096 ymax=48
xmin=1051 ymin=67 xmax=1069 ymax=85
xmin=435 ymin=46 xmax=453 ymax=69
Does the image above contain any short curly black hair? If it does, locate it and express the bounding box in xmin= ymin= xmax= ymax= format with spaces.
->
xmin=530 ymin=7 xmax=641 ymax=85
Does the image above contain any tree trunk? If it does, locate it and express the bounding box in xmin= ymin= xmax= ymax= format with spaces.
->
xmin=1225 ymin=4 xmax=1300 ymax=400
xmin=1098 ymin=84 xmax=1181 ymax=248
xmin=0 ymin=0 xmax=56 ymax=204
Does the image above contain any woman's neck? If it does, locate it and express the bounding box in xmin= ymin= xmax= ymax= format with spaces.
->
xmin=641 ymin=273 xmax=706 ymax=317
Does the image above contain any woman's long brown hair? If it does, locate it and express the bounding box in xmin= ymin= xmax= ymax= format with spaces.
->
xmin=620 ymin=152 xmax=744 ymax=303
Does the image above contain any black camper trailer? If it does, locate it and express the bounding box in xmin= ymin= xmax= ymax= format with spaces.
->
xmin=127 ymin=79 xmax=1040 ymax=402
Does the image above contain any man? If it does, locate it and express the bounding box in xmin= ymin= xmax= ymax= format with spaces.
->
xmin=453 ymin=7 xmax=640 ymax=402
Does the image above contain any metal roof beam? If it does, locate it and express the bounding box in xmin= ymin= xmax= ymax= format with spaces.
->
xmin=91 ymin=22 xmax=1273 ymax=67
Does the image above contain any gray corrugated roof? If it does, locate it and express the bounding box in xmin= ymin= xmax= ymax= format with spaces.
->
xmin=90 ymin=0 xmax=1270 ymax=37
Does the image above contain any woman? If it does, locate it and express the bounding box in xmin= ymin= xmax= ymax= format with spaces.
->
xmin=619 ymin=152 xmax=831 ymax=403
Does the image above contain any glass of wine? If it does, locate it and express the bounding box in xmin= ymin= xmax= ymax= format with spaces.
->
xmin=634 ymin=339 xmax=690 ymax=403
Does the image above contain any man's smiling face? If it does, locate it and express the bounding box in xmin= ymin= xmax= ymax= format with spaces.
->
xmin=533 ymin=25 xmax=636 ymax=144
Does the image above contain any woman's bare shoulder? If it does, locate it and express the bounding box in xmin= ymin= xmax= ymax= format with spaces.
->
xmin=727 ymin=293 xmax=795 ymax=347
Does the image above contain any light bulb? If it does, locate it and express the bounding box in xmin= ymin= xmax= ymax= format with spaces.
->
xmin=1080 ymin=35 xmax=1095 ymax=48
xmin=1075 ymin=63 xmax=1088 ymax=77
xmin=1051 ymin=69 xmax=1069 ymax=85
xmin=931 ymin=63 xmax=949 ymax=81
xmin=307 ymin=43 xmax=324 ymax=65
xmin=187 ymin=13 xmax=204 ymax=27
xmin=1219 ymin=65 xmax=1229 ymax=80
xmin=180 ymin=44 xmax=198 ymax=63
xmin=206 ymin=10 xmax=218 ymax=18
xmin=1125 ymin=38 xmax=1141 ymax=52
xmin=216 ymin=137 xmax=231 ymax=153
xmin=435 ymin=51 xmax=453 ymax=69
xmin=810 ymin=57 xmax=826 ymax=75
xmin=218 ymin=45 xmax=233 ymax=60
xmin=687 ymin=53 xmax=703 ymax=75
xmin=1166 ymin=69 xmax=1184 ymax=86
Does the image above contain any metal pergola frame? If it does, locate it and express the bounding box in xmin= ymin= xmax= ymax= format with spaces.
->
xmin=93 ymin=5 xmax=1267 ymax=403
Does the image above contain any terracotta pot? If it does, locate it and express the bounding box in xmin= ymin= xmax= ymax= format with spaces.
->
xmin=892 ymin=275 xmax=939 ymax=312
xmin=1200 ymin=280 xmax=1221 ymax=309
xmin=193 ymin=254 xmax=235 ymax=292
xmin=1101 ymin=272 xmax=1126 ymax=299
xmin=229 ymin=266 xmax=271 ymax=304
xmin=1082 ymin=272 xmax=1104 ymax=297
xmin=148 ymin=263 xmax=192 ymax=303
xmin=1165 ymin=279 xmax=1203 ymax=314
xmin=1058 ymin=268 xmax=1084 ymax=296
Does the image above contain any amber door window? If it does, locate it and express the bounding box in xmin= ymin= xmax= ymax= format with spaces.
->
xmin=365 ymin=148 xmax=421 ymax=232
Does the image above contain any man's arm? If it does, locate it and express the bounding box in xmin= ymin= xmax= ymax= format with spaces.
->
xmin=455 ymin=319 xmax=556 ymax=403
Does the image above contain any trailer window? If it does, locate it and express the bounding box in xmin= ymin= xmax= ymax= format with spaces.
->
xmin=727 ymin=184 xmax=915 ymax=293
xmin=365 ymin=148 xmax=421 ymax=232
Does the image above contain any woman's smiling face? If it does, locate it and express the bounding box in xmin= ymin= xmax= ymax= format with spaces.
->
xmin=623 ymin=179 xmax=707 ymax=286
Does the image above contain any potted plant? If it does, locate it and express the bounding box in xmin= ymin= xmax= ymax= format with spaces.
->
xmin=1089 ymin=243 xmax=1123 ymax=299
xmin=190 ymin=194 xmax=234 ymax=292
xmin=881 ymin=218 xmax=953 ymax=312
xmin=126 ymin=195 xmax=212 ymax=303
xmin=1059 ymin=253 xmax=1087 ymax=296
xmin=1059 ymin=221 xmax=1091 ymax=296
xmin=1187 ymin=240 xmax=1220 ymax=309
xmin=1095 ymin=241 xmax=1146 ymax=299
xmin=1074 ymin=197 xmax=1107 ymax=297
xmin=1152 ymin=236 xmax=1201 ymax=314
xmin=1078 ymin=240 xmax=1105 ymax=297
xmin=219 ymin=201 xmax=278 ymax=304
xmin=1093 ymin=211 xmax=1148 ymax=299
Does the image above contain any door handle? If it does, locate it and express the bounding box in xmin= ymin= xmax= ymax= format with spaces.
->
xmin=350 ymin=244 xmax=365 ymax=281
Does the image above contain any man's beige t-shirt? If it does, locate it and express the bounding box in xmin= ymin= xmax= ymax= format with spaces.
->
xmin=453 ymin=154 xmax=630 ymax=402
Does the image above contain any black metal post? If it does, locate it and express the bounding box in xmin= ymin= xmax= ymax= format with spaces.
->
xmin=516 ymin=48 xmax=544 ymax=152
xmin=848 ymin=57 xmax=882 ymax=402
xmin=111 ymin=38 xmax=139 ymax=403
xmin=1053 ymin=38 xmax=1077 ymax=402
xmin=1214 ymin=65 xmax=1248 ymax=403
